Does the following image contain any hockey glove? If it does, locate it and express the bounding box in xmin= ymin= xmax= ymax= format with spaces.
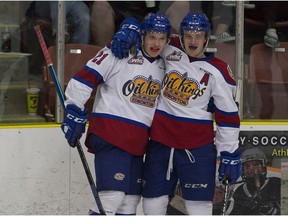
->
xmin=61 ymin=104 xmax=88 ymax=148
xmin=111 ymin=17 xmax=141 ymax=59
xmin=218 ymin=148 xmax=242 ymax=184
xmin=258 ymin=201 xmax=280 ymax=215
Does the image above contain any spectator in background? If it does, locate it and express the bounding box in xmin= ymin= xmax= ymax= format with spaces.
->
xmin=91 ymin=1 xmax=191 ymax=47
xmin=245 ymin=1 xmax=288 ymax=48
xmin=163 ymin=1 xmax=190 ymax=34
xmin=222 ymin=1 xmax=288 ymax=47
xmin=91 ymin=1 xmax=160 ymax=47
xmin=202 ymin=1 xmax=236 ymax=43
xmin=33 ymin=1 xmax=91 ymax=44
xmin=261 ymin=2 xmax=280 ymax=48
xmin=163 ymin=1 xmax=237 ymax=43
xmin=213 ymin=8 xmax=236 ymax=43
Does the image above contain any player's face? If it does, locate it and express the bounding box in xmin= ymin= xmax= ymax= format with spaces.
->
xmin=243 ymin=160 xmax=263 ymax=177
xmin=182 ymin=30 xmax=206 ymax=58
xmin=143 ymin=31 xmax=168 ymax=58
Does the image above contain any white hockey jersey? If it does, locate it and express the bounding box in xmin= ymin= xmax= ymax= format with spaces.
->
xmin=150 ymin=36 xmax=240 ymax=153
xmin=65 ymin=47 xmax=165 ymax=156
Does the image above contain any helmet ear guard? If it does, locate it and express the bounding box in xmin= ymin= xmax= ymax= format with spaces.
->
xmin=141 ymin=13 xmax=172 ymax=37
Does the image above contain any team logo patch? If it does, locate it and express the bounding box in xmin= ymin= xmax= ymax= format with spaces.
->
xmin=122 ymin=75 xmax=161 ymax=108
xmin=162 ymin=70 xmax=206 ymax=105
xmin=166 ymin=51 xmax=182 ymax=61
xmin=114 ymin=173 xmax=125 ymax=181
xmin=128 ymin=55 xmax=144 ymax=65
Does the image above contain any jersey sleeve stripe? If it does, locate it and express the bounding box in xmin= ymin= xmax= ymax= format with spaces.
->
xmin=207 ymin=59 xmax=236 ymax=86
xmin=216 ymin=122 xmax=240 ymax=128
xmin=83 ymin=65 xmax=104 ymax=81
xmin=73 ymin=66 xmax=103 ymax=88
xmin=215 ymin=107 xmax=239 ymax=116
xmin=73 ymin=76 xmax=94 ymax=89
xmin=215 ymin=108 xmax=240 ymax=128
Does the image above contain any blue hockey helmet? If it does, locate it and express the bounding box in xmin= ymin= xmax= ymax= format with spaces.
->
xmin=180 ymin=12 xmax=211 ymax=38
xmin=141 ymin=13 xmax=171 ymax=36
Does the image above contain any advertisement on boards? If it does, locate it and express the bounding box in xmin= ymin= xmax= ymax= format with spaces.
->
xmin=168 ymin=129 xmax=288 ymax=215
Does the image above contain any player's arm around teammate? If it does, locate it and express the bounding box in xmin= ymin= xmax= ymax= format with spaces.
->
xmin=110 ymin=12 xmax=242 ymax=215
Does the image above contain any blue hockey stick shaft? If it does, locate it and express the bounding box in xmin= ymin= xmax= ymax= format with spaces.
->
xmin=34 ymin=25 xmax=106 ymax=215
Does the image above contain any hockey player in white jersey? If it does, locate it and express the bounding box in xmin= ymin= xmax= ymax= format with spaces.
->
xmin=111 ymin=12 xmax=242 ymax=215
xmin=60 ymin=13 xmax=171 ymax=215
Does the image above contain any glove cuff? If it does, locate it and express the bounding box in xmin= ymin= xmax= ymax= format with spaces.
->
xmin=220 ymin=148 xmax=241 ymax=158
xmin=120 ymin=17 xmax=140 ymax=33
xmin=66 ymin=104 xmax=88 ymax=116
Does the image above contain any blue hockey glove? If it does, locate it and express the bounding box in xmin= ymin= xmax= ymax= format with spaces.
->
xmin=61 ymin=104 xmax=88 ymax=148
xmin=218 ymin=148 xmax=242 ymax=184
xmin=111 ymin=17 xmax=141 ymax=59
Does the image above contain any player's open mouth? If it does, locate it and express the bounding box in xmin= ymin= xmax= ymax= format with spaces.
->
xmin=189 ymin=45 xmax=197 ymax=50
xmin=151 ymin=47 xmax=160 ymax=52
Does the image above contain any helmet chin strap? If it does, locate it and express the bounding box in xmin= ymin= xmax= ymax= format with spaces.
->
xmin=141 ymin=36 xmax=146 ymax=55
xmin=198 ymin=37 xmax=210 ymax=58
xmin=203 ymin=37 xmax=210 ymax=53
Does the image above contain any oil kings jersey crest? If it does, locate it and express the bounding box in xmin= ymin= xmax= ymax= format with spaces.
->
xmin=123 ymin=75 xmax=161 ymax=108
xmin=162 ymin=70 xmax=204 ymax=106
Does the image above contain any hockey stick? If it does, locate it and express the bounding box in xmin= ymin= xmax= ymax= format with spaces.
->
xmin=34 ymin=25 xmax=106 ymax=215
xmin=221 ymin=178 xmax=230 ymax=216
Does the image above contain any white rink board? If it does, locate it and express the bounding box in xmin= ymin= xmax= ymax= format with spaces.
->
xmin=1 ymin=123 xmax=288 ymax=214
xmin=0 ymin=126 xmax=96 ymax=215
